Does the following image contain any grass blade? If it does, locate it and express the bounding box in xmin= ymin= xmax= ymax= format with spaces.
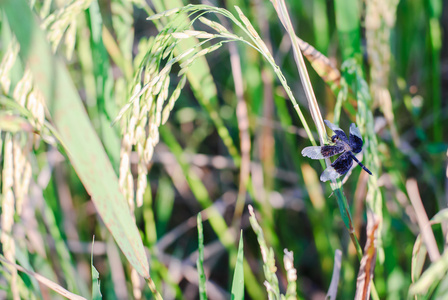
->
xmin=197 ymin=213 xmax=207 ymax=300
xmin=0 ymin=256 xmax=86 ymax=300
xmin=231 ymin=231 xmax=244 ymax=300
xmin=91 ymin=238 xmax=102 ymax=300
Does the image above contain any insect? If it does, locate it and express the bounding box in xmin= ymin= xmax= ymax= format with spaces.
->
xmin=301 ymin=120 xmax=372 ymax=182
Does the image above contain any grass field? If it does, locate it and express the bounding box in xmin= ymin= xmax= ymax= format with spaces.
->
xmin=0 ymin=0 xmax=447 ymax=299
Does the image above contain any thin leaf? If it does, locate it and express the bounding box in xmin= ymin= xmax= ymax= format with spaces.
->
xmin=354 ymin=214 xmax=380 ymax=300
xmin=231 ymin=231 xmax=244 ymax=300
xmin=409 ymin=250 xmax=448 ymax=295
xmin=0 ymin=256 xmax=86 ymax=300
xmin=197 ymin=213 xmax=207 ymax=300
xmin=91 ymin=237 xmax=102 ymax=300
xmin=326 ymin=249 xmax=342 ymax=300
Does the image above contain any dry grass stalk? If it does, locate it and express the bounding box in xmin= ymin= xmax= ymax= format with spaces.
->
xmin=326 ymin=249 xmax=342 ymax=300
xmin=406 ymin=179 xmax=441 ymax=262
xmin=354 ymin=213 xmax=380 ymax=300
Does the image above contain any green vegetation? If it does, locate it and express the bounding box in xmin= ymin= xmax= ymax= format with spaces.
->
xmin=0 ymin=0 xmax=447 ymax=299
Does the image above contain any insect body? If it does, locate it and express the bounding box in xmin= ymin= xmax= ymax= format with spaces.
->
xmin=301 ymin=120 xmax=372 ymax=182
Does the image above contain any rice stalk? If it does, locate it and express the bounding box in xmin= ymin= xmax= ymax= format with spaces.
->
xmin=248 ymin=205 xmax=280 ymax=299
xmin=365 ymin=0 xmax=400 ymax=146
xmin=115 ymin=3 xmax=320 ymax=205
xmin=283 ymin=249 xmax=297 ymax=300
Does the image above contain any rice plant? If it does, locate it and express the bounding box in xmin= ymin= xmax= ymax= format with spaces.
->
xmin=0 ymin=0 xmax=447 ymax=299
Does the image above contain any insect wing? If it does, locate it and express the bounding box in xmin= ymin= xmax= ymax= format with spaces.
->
xmin=324 ymin=120 xmax=349 ymax=143
xmin=302 ymin=145 xmax=345 ymax=159
xmin=349 ymin=123 xmax=363 ymax=153
xmin=320 ymin=166 xmax=340 ymax=182
xmin=320 ymin=152 xmax=353 ymax=182
xmin=321 ymin=145 xmax=345 ymax=157
xmin=332 ymin=152 xmax=353 ymax=175
xmin=301 ymin=146 xmax=325 ymax=159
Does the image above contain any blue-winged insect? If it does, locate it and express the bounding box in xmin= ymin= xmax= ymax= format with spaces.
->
xmin=302 ymin=120 xmax=372 ymax=182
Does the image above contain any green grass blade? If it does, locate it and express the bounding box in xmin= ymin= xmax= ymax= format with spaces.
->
xmin=86 ymin=0 xmax=121 ymax=173
xmin=231 ymin=231 xmax=244 ymax=300
xmin=409 ymin=250 xmax=448 ymax=296
xmin=197 ymin=213 xmax=207 ymax=300
xmin=91 ymin=238 xmax=102 ymax=300
xmin=1 ymin=0 xmax=149 ymax=278
xmin=426 ymin=0 xmax=442 ymax=141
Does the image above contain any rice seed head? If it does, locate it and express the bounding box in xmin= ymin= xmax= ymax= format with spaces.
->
xmin=283 ymin=249 xmax=297 ymax=282
xmin=175 ymin=48 xmax=195 ymax=63
xmin=119 ymin=151 xmax=130 ymax=186
xmin=143 ymin=138 xmax=154 ymax=162
xmin=235 ymin=6 xmax=271 ymax=55
xmin=220 ymin=32 xmax=240 ymax=40
xmin=0 ymin=39 xmax=20 ymax=94
xmin=198 ymin=17 xmax=229 ymax=34
xmin=162 ymin=41 xmax=178 ymax=59
xmin=147 ymin=7 xmax=180 ymax=21
xmin=179 ymin=56 xmax=195 ymax=69
xmin=64 ymin=20 xmax=77 ymax=60
xmin=136 ymin=164 xmax=147 ymax=207
xmin=178 ymin=66 xmax=189 ymax=77
xmin=15 ymin=69 xmax=34 ymax=108
xmin=2 ymin=135 xmax=14 ymax=191
xmin=45 ymin=0 xmax=94 ymax=52
xmin=126 ymin=171 xmax=134 ymax=212
xmin=15 ymin=160 xmax=31 ymax=216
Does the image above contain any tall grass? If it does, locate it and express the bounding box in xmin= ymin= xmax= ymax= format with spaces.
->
xmin=0 ymin=0 xmax=447 ymax=299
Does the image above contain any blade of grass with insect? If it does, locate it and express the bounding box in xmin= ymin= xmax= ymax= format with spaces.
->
xmin=335 ymin=0 xmax=385 ymax=267
xmin=226 ymin=0 xmax=283 ymax=263
xmin=143 ymin=4 xmax=309 ymax=296
xmin=274 ymin=80 xmax=341 ymax=280
xmin=1 ymin=0 xmax=150 ymax=278
xmin=275 ymin=75 xmax=342 ymax=277
xmin=272 ymin=0 xmax=363 ymax=265
xmin=197 ymin=213 xmax=207 ymax=300
xmin=231 ymin=231 xmax=244 ymax=300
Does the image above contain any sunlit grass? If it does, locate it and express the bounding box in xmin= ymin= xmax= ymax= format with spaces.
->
xmin=0 ymin=0 xmax=447 ymax=299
